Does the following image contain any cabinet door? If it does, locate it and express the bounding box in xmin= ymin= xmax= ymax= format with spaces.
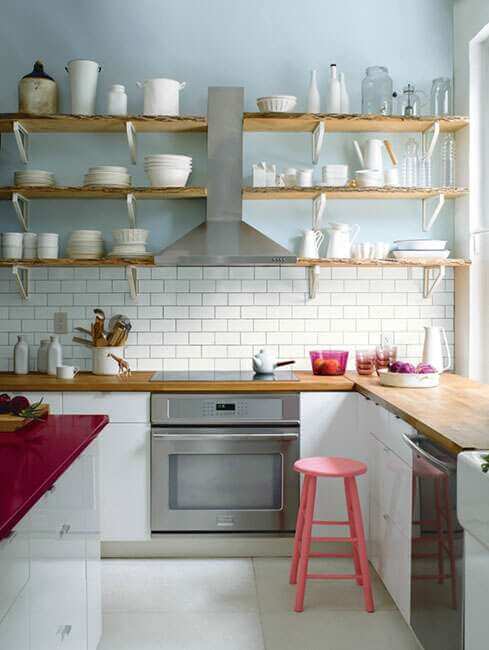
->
xmin=86 ymin=534 xmax=102 ymax=650
xmin=0 ymin=520 xmax=30 ymax=623
xmin=0 ymin=585 xmax=29 ymax=650
xmin=381 ymin=515 xmax=411 ymax=624
xmin=63 ymin=391 xmax=150 ymax=423
xmin=100 ymin=423 xmax=150 ymax=541
xmin=381 ymin=446 xmax=412 ymax=535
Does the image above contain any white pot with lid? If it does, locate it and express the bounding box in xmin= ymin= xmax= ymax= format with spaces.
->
xmin=136 ymin=78 xmax=186 ymax=116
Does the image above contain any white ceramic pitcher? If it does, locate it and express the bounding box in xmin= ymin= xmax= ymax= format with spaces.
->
xmin=66 ymin=59 xmax=101 ymax=115
xmin=422 ymin=326 xmax=451 ymax=372
xmin=300 ymin=229 xmax=324 ymax=258
xmin=325 ymin=222 xmax=359 ymax=258
xmin=136 ymin=78 xmax=186 ymax=116
xmin=353 ymin=138 xmax=385 ymax=171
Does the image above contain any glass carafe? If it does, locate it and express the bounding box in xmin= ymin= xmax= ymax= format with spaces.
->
xmin=397 ymin=84 xmax=426 ymax=117
xmin=440 ymin=133 xmax=456 ymax=187
xmin=402 ymin=138 xmax=419 ymax=187
xmin=361 ymin=66 xmax=393 ymax=115
xmin=431 ymin=77 xmax=452 ymax=116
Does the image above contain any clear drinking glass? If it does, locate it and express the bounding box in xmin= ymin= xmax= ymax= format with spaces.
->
xmin=355 ymin=350 xmax=376 ymax=376
xmin=361 ymin=66 xmax=393 ymax=115
xmin=440 ymin=133 xmax=456 ymax=187
xmin=431 ymin=77 xmax=452 ymax=116
xmin=401 ymin=138 xmax=419 ymax=187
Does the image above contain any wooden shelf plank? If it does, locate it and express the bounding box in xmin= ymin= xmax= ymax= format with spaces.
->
xmin=243 ymin=113 xmax=469 ymax=133
xmin=0 ymin=257 xmax=155 ymax=267
xmin=243 ymin=186 xmax=468 ymax=200
xmin=0 ymin=186 xmax=207 ymax=200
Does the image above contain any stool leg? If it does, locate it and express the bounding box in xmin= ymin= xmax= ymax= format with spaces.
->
xmin=344 ymin=477 xmax=363 ymax=586
xmin=290 ymin=475 xmax=310 ymax=585
xmin=346 ymin=477 xmax=374 ymax=613
xmin=294 ymin=476 xmax=317 ymax=613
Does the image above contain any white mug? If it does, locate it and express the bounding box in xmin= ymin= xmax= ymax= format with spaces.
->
xmin=56 ymin=365 xmax=79 ymax=380
xmin=300 ymin=229 xmax=324 ymax=258
xmin=296 ymin=169 xmax=314 ymax=187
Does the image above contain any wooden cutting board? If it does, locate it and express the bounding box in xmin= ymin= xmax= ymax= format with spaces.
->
xmin=0 ymin=404 xmax=49 ymax=432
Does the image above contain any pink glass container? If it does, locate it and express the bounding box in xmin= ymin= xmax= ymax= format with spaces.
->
xmin=309 ymin=350 xmax=349 ymax=376
xmin=356 ymin=349 xmax=376 ymax=376
xmin=375 ymin=344 xmax=398 ymax=370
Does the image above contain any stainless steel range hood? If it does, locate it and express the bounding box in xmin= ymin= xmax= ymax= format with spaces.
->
xmin=155 ymin=87 xmax=297 ymax=266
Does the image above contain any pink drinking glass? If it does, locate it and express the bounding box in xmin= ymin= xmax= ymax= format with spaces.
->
xmin=355 ymin=349 xmax=376 ymax=376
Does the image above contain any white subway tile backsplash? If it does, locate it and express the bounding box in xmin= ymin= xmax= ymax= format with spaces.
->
xmin=203 ymin=267 xmax=229 ymax=279
xmin=189 ymin=306 xmax=215 ymax=319
xmin=227 ymin=319 xmax=253 ymax=332
xmin=178 ymin=267 xmax=203 ymax=280
xmin=229 ymin=267 xmax=254 ymax=279
xmin=163 ymin=332 xmax=188 ymax=345
xmin=189 ymin=332 xmax=215 ymax=345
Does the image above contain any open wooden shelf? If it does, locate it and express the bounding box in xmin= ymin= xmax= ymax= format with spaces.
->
xmin=243 ymin=186 xmax=468 ymax=200
xmin=0 ymin=257 xmax=155 ymax=267
xmin=0 ymin=113 xmax=469 ymax=134
xmin=0 ymin=186 xmax=207 ymax=200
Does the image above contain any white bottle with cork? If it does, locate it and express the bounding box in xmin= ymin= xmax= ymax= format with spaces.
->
xmin=14 ymin=336 xmax=29 ymax=375
xmin=326 ymin=64 xmax=341 ymax=113
xmin=47 ymin=335 xmax=63 ymax=376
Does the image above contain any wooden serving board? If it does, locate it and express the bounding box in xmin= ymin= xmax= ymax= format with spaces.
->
xmin=0 ymin=404 xmax=49 ymax=432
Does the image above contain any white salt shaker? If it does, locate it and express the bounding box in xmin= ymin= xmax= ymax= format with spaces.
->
xmin=107 ymin=84 xmax=127 ymax=116
xmin=47 ymin=335 xmax=63 ymax=376
xmin=14 ymin=335 xmax=29 ymax=375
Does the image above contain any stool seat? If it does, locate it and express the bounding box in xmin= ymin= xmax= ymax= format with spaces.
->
xmin=294 ymin=456 xmax=367 ymax=478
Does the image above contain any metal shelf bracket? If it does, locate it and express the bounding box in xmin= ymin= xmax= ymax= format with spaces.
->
xmin=312 ymin=121 xmax=325 ymax=165
xmin=126 ymin=120 xmax=137 ymax=164
xmin=127 ymin=192 xmax=137 ymax=227
xmin=312 ymin=192 xmax=326 ymax=230
xmin=422 ymin=193 xmax=445 ymax=232
xmin=13 ymin=121 xmax=29 ymax=163
xmin=127 ymin=265 xmax=139 ymax=302
xmin=307 ymin=264 xmax=321 ymax=300
xmin=12 ymin=266 xmax=29 ymax=300
xmin=423 ymin=265 xmax=445 ymax=299
xmin=12 ymin=192 xmax=29 ymax=231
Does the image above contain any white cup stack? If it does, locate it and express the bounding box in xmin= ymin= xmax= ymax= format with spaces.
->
xmin=84 ymin=166 xmax=131 ymax=188
xmin=144 ymin=155 xmax=192 ymax=187
xmin=68 ymin=230 xmax=104 ymax=259
xmin=37 ymin=233 xmax=59 ymax=259
xmin=2 ymin=233 xmax=23 ymax=260
xmin=23 ymin=233 xmax=37 ymax=259
xmin=322 ymin=164 xmax=349 ymax=187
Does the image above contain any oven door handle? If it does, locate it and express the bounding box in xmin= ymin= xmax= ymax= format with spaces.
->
xmin=152 ymin=433 xmax=298 ymax=441
xmin=400 ymin=433 xmax=452 ymax=473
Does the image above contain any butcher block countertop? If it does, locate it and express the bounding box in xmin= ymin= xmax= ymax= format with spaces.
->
xmin=349 ymin=373 xmax=489 ymax=453
xmin=0 ymin=371 xmax=355 ymax=393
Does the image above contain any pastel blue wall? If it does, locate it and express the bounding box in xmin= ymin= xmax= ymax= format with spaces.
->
xmin=0 ymin=0 xmax=454 ymax=255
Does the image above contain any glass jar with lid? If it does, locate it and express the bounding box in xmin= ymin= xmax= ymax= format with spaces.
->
xmin=361 ymin=66 xmax=393 ymax=115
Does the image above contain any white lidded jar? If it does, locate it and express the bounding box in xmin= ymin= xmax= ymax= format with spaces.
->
xmin=37 ymin=338 xmax=50 ymax=373
xmin=14 ymin=336 xmax=29 ymax=375
xmin=47 ymin=335 xmax=63 ymax=376
xmin=107 ymin=84 xmax=127 ymax=116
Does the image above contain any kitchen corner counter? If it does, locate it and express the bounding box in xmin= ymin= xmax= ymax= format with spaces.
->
xmin=348 ymin=372 xmax=489 ymax=453
xmin=0 ymin=371 xmax=355 ymax=393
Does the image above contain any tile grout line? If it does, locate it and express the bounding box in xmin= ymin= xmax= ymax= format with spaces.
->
xmin=251 ymin=557 xmax=269 ymax=650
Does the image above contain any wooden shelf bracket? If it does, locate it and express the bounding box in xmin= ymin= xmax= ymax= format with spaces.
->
xmin=13 ymin=121 xmax=29 ymax=163
xmin=312 ymin=121 xmax=325 ymax=165
xmin=12 ymin=265 xmax=29 ymax=300
xmin=127 ymin=265 xmax=139 ymax=302
xmin=307 ymin=264 xmax=321 ymax=300
xmin=12 ymin=192 xmax=29 ymax=231
xmin=422 ymin=192 xmax=445 ymax=232
xmin=126 ymin=120 xmax=137 ymax=164
xmin=423 ymin=265 xmax=445 ymax=299
xmin=127 ymin=192 xmax=137 ymax=227
xmin=312 ymin=192 xmax=326 ymax=229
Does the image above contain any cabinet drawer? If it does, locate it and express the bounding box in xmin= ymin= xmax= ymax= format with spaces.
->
xmin=63 ymin=391 xmax=149 ymax=422
xmin=0 ymin=525 xmax=30 ymax=623
xmin=0 ymin=584 xmax=29 ymax=650
xmin=383 ymin=413 xmax=414 ymax=467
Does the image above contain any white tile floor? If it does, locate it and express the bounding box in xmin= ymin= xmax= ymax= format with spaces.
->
xmin=100 ymin=558 xmax=421 ymax=650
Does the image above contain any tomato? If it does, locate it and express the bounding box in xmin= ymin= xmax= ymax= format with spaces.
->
xmin=321 ymin=359 xmax=340 ymax=375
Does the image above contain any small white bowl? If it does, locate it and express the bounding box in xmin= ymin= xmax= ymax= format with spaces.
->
xmin=257 ymin=95 xmax=297 ymax=112
xmin=147 ymin=168 xmax=190 ymax=187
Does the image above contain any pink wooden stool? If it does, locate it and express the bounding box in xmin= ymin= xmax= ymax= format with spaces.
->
xmin=289 ymin=456 xmax=374 ymax=613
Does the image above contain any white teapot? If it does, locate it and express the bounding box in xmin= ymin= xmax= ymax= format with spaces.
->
xmin=252 ymin=349 xmax=295 ymax=375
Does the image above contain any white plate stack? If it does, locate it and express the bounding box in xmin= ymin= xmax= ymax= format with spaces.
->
xmin=144 ymin=155 xmax=192 ymax=187
xmin=322 ymin=164 xmax=349 ymax=187
xmin=109 ymin=228 xmax=149 ymax=257
xmin=391 ymin=239 xmax=449 ymax=260
xmin=68 ymin=230 xmax=104 ymax=259
xmin=14 ymin=170 xmax=55 ymax=187
xmin=83 ymin=166 xmax=131 ymax=188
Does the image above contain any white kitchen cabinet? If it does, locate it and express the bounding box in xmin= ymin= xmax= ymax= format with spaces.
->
xmin=63 ymin=391 xmax=149 ymax=423
xmin=99 ymin=423 xmax=151 ymax=540
xmin=0 ymin=519 xmax=30 ymax=623
xmin=300 ymin=393 xmax=368 ymax=532
xmin=0 ymin=585 xmax=29 ymax=650
xmin=10 ymin=391 xmax=62 ymax=414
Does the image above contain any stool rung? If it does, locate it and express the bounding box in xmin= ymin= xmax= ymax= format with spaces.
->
xmin=309 ymin=552 xmax=354 ymax=559
xmin=312 ymin=536 xmax=356 ymax=543
xmin=307 ymin=573 xmax=360 ymax=580
xmin=312 ymin=520 xmax=350 ymax=526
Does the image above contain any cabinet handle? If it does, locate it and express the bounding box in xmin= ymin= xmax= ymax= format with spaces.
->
xmin=57 ymin=625 xmax=72 ymax=641
xmin=383 ymin=513 xmax=390 ymax=521
xmin=0 ymin=531 xmax=17 ymax=547
xmin=59 ymin=524 xmax=71 ymax=538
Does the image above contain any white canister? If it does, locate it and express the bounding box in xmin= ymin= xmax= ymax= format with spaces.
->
xmin=92 ymin=346 xmax=125 ymax=375
xmin=37 ymin=338 xmax=49 ymax=373
xmin=136 ymin=78 xmax=186 ymax=116
xmin=107 ymin=84 xmax=127 ymax=116
xmin=47 ymin=335 xmax=63 ymax=376
xmin=37 ymin=233 xmax=59 ymax=259
xmin=23 ymin=232 xmax=37 ymax=259
xmin=384 ymin=167 xmax=400 ymax=186
xmin=14 ymin=335 xmax=29 ymax=375
xmin=296 ymin=169 xmax=314 ymax=187
xmin=2 ymin=233 xmax=23 ymax=260
xmin=66 ymin=59 xmax=101 ymax=115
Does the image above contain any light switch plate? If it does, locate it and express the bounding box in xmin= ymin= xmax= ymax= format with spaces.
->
xmin=53 ymin=311 xmax=68 ymax=334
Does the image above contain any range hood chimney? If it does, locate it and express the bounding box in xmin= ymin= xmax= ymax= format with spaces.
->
xmin=155 ymin=87 xmax=297 ymax=266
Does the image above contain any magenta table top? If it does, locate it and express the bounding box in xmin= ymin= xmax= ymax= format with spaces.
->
xmin=0 ymin=414 xmax=108 ymax=539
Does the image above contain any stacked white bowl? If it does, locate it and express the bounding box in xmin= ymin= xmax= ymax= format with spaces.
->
xmin=144 ymin=155 xmax=192 ymax=187
xmin=84 ymin=166 xmax=131 ymax=188
xmin=37 ymin=233 xmax=59 ymax=259
xmin=109 ymin=228 xmax=149 ymax=257
xmin=68 ymin=230 xmax=104 ymax=259
xmin=322 ymin=164 xmax=349 ymax=187
xmin=14 ymin=170 xmax=55 ymax=187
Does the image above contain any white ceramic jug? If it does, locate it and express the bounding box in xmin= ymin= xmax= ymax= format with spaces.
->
xmin=136 ymin=78 xmax=186 ymax=116
xmin=325 ymin=223 xmax=359 ymax=258
xmin=66 ymin=59 xmax=101 ymax=115
xmin=422 ymin=326 xmax=451 ymax=372
xmin=353 ymin=138 xmax=385 ymax=171
xmin=300 ymin=229 xmax=324 ymax=258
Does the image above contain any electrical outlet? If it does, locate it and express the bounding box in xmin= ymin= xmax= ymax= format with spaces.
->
xmin=53 ymin=312 xmax=68 ymax=334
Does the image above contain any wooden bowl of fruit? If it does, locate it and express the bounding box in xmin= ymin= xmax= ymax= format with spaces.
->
xmin=310 ymin=350 xmax=349 ymax=376
xmin=0 ymin=394 xmax=49 ymax=432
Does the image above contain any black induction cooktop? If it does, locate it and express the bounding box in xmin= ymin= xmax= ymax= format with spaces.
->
xmin=150 ymin=370 xmax=299 ymax=382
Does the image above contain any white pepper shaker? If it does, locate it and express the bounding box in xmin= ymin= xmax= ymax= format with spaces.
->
xmin=47 ymin=335 xmax=63 ymax=376
xmin=14 ymin=335 xmax=29 ymax=375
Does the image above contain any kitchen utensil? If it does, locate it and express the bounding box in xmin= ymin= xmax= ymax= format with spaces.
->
xmin=107 ymin=84 xmax=127 ymax=115
xmin=137 ymin=78 xmax=186 ymax=116
xmin=397 ymin=83 xmax=427 ymax=117
xmin=431 ymin=77 xmax=452 ymax=116
xmin=252 ymin=349 xmax=295 ymax=375
xmin=326 ymin=64 xmax=341 ymax=113
xmin=256 ymin=95 xmax=297 ymax=112
xmin=393 ymin=239 xmax=447 ymax=251
xmin=307 ymin=70 xmax=320 ymax=113
xmin=300 ymin=229 xmax=324 ymax=258
xmin=356 ymin=350 xmax=376 ymax=376
xmin=422 ymin=326 xmax=451 ymax=372
xmin=296 ymin=169 xmax=314 ymax=187
xmin=92 ymin=346 xmax=126 ymax=375
xmin=18 ymin=60 xmax=58 ymax=115
xmin=66 ymin=59 xmax=101 ymax=115
xmin=108 ymin=314 xmax=132 ymax=334
xmin=353 ymin=139 xmax=384 ymax=171
xmin=72 ymin=336 xmax=94 ymax=349
xmin=74 ymin=326 xmax=93 ymax=337
xmin=378 ymin=369 xmax=439 ymax=388
xmin=310 ymin=350 xmax=349 ymax=375
xmin=56 ymin=365 xmax=79 ymax=380
xmin=361 ymin=66 xmax=393 ymax=115
xmin=355 ymin=169 xmax=383 ymax=187
xmin=392 ymin=250 xmax=450 ymax=260
xmin=325 ymin=222 xmax=359 ymax=258
xmin=401 ymin=138 xmax=419 ymax=187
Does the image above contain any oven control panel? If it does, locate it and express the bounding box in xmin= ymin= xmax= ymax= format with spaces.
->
xmin=203 ymin=400 xmax=248 ymax=417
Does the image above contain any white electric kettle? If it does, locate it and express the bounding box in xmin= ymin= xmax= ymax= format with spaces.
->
xmin=422 ymin=326 xmax=451 ymax=372
xmin=325 ymin=222 xmax=359 ymax=259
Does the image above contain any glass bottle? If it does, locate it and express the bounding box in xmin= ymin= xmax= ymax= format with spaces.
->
xmin=440 ymin=133 xmax=456 ymax=187
xmin=431 ymin=77 xmax=452 ymax=116
xmin=361 ymin=66 xmax=393 ymax=115
xmin=402 ymin=138 xmax=419 ymax=187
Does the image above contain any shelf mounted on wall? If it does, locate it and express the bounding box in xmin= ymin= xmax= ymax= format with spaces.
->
xmin=12 ymin=265 xmax=29 ymax=300
xmin=13 ymin=121 xmax=29 ymax=163
xmin=422 ymin=192 xmax=445 ymax=232
xmin=422 ymin=265 xmax=445 ymax=299
xmin=312 ymin=121 xmax=325 ymax=165
xmin=126 ymin=121 xmax=137 ymax=164
xmin=12 ymin=192 xmax=29 ymax=231
xmin=126 ymin=265 xmax=139 ymax=302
